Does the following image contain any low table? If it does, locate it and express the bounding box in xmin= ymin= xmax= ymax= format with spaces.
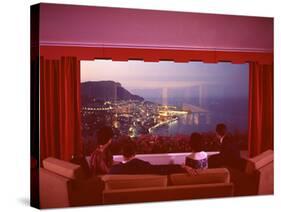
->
xmin=112 ymin=152 xmax=219 ymax=165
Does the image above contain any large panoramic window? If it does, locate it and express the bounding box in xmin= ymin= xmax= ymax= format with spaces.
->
xmin=81 ymin=60 xmax=249 ymax=155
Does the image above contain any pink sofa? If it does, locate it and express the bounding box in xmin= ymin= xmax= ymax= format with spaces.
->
xmin=39 ymin=157 xmax=233 ymax=208
xmin=39 ymin=149 xmax=274 ymax=208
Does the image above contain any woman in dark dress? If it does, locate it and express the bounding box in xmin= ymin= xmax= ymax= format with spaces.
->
xmin=90 ymin=126 xmax=114 ymax=175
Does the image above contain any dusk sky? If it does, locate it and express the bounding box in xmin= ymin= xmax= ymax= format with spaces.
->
xmin=81 ymin=60 xmax=249 ymax=98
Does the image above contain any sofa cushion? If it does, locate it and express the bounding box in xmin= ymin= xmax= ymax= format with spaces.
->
xmin=101 ymin=175 xmax=168 ymax=190
xmin=245 ymin=150 xmax=273 ymax=174
xmin=43 ymin=157 xmax=83 ymax=180
xmin=169 ymin=168 xmax=230 ymax=186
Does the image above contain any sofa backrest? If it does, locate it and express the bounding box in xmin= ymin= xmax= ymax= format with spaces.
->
xmin=101 ymin=174 xmax=168 ymax=190
xmin=102 ymin=168 xmax=233 ymax=204
xmin=169 ymin=168 xmax=230 ymax=186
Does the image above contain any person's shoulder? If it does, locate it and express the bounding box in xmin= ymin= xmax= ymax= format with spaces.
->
xmin=225 ymin=133 xmax=233 ymax=139
xmin=200 ymin=151 xmax=208 ymax=157
xmin=197 ymin=152 xmax=207 ymax=160
xmin=222 ymin=133 xmax=233 ymax=142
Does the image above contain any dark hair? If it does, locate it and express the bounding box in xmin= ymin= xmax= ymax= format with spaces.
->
xmin=216 ymin=123 xmax=227 ymax=136
xmin=190 ymin=132 xmax=204 ymax=152
xmin=122 ymin=140 xmax=136 ymax=158
xmin=96 ymin=126 xmax=114 ymax=145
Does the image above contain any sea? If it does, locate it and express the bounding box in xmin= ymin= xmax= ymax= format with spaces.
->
xmin=146 ymin=96 xmax=248 ymax=136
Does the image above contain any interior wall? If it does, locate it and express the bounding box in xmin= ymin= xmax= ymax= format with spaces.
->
xmin=39 ymin=3 xmax=273 ymax=53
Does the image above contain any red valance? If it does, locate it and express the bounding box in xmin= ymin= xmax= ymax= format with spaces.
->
xmin=40 ymin=46 xmax=273 ymax=65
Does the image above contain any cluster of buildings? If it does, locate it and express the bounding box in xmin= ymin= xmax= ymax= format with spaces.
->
xmin=81 ymin=99 xmax=190 ymax=138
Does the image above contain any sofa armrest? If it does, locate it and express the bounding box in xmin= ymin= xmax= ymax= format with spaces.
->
xmin=39 ymin=168 xmax=72 ymax=208
xmin=245 ymin=150 xmax=273 ymax=174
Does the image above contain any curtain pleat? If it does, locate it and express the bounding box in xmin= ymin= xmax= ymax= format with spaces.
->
xmin=40 ymin=56 xmax=82 ymax=162
xmin=248 ymin=62 xmax=273 ymax=157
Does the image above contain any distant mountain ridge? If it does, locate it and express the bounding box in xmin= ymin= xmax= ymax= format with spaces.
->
xmin=81 ymin=81 xmax=144 ymax=102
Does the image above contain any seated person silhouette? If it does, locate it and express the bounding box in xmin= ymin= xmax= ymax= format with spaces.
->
xmin=209 ymin=123 xmax=242 ymax=169
xmin=90 ymin=126 xmax=114 ymax=175
xmin=185 ymin=132 xmax=208 ymax=169
xmin=109 ymin=137 xmax=196 ymax=175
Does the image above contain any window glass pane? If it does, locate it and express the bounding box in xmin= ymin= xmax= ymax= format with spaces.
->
xmin=81 ymin=60 xmax=249 ymax=155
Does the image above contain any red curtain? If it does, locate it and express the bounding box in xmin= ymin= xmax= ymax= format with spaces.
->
xmin=40 ymin=56 xmax=82 ymax=162
xmin=248 ymin=62 xmax=273 ymax=157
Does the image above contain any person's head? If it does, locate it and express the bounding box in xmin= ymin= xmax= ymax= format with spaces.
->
xmin=190 ymin=132 xmax=204 ymax=152
xmin=122 ymin=139 xmax=136 ymax=161
xmin=216 ymin=123 xmax=227 ymax=137
xmin=96 ymin=126 xmax=114 ymax=146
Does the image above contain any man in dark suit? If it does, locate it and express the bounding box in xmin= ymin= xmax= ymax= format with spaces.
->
xmin=209 ymin=123 xmax=242 ymax=169
xmin=109 ymin=139 xmax=196 ymax=175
